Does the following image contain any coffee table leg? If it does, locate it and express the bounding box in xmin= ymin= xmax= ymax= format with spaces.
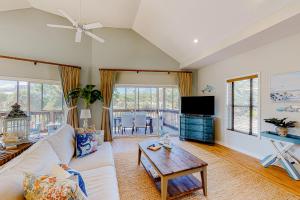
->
xmin=201 ymin=167 xmax=207 ymax=196
xmin=138 ymin=148 xmax=141 ymax=165
xmin=161 ymin=177 xmax=168 ymax=200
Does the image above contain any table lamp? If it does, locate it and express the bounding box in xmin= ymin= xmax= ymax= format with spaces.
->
xmin=80 ymin=109 xmax=91 ymax=129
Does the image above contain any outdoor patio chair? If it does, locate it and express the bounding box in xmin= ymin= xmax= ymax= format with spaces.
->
xmin=121 ymin=114 xmax=134 ymax=134
xmin=135 ymin=113 xmax=147 ymax=134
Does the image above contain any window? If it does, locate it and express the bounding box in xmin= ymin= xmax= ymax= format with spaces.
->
xmin=227 ymin=75 xmax=259 ymax=135
xmin=112 ymin=86 xmax=179 ymax=111
xmin=112 ymin=86 xmax=180 ymax=135
xmin=30 ymin=83 xmax=42 ymax=112
xmin=0 ymin=78 xmax=64 ymax=134
xmin=42 ymin=84 xmax=63 ymax=111
xmin=113 ymin=88 xmax=125 ymax=109
xmin=126 ymin=88 xmax=136 ymax=110
xmin=0 ymin=80 xmax=17 ymax=112
xmin=138 ymin=88 xmax=157 ymax=109
xmin=165 ymin=88 xmax=179 ymax=110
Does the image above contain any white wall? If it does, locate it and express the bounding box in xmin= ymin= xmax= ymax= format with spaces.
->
xmin=198 ymin=32 xmax=300 ymax=159
xmin=0 ymin=59 xmax=60 ymax=81
xmin=0 ymin=8 xmax=180 ymax=129
xmin=0 ymin=8 xmax=92 ymax=86
xmin=116 ymin=72 xmax=177 ymax=86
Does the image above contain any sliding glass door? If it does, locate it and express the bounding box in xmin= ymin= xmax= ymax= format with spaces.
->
xmin=111 ymin=85 xmax=179 ymax=137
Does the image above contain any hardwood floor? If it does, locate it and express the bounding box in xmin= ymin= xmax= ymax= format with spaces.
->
xmin=186 ymin=140 xmax=300 ymax=196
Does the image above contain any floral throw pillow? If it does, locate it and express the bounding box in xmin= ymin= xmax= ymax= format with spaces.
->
xmin=23 ymin=173 xmax=87 ymax=200
xmin=75 ymin=129 xmax=98 ymax=158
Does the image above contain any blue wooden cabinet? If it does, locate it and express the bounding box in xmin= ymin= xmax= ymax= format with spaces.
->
xmin=180 ymin=114 xmax=215 ymax=144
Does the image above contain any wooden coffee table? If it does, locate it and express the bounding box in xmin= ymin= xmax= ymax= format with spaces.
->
xmin=138 ymin=141 xmax=208 ymax=200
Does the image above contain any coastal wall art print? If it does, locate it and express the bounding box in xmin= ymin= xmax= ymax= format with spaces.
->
xmin=270 ymin=71 xmax=300 ymax=102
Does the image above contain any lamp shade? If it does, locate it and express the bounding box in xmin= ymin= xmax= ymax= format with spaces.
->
xmin=80 ymin=109 xmax=91 ymax=119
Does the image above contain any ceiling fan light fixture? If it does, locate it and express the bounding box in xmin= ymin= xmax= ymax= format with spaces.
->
xmin=46 ymin=0 xmax=105 ymax=44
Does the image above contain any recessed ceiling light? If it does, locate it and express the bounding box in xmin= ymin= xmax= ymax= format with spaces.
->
xmin=193 ymin=38 xmax=199 ymax=44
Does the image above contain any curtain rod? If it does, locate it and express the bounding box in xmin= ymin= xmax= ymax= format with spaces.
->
xmin=99 ymin=68 xmax=192 ymax=74
xmin=0 ymin=55 xmax=81 ymax=69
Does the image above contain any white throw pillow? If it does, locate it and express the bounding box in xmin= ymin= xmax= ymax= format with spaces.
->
xmin=46 ymin=124 xmax=75 ymax=164
xmin=51 ymin=164 xmax=72 ymax=179
xmin=95 ymin=130 xmax=104 ymax=146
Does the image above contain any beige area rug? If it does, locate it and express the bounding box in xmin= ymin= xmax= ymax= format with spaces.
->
xmin=112 ymin=137 xmax=299 ymax=200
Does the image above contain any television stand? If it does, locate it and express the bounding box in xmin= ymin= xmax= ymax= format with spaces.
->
xmin=179 ymin=114 xmax=215 ymax=144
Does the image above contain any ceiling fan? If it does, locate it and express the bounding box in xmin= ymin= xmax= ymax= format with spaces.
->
xmin=47 ymin=1 xmax=104 ymax=43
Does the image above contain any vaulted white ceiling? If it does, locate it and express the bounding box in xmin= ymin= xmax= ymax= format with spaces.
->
xmin=0 ymin=0 xmax=30 ymax=11
xmin=1 ymin=0 xmax=300 ymax=68
xmin=133 ymin=0 xmax=300 ymax=68
xmin=1 ymin=0 xmax=142 ymax=28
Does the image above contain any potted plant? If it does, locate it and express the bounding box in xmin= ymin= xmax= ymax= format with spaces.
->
xmin=67 ymin=85 xmax=103 ymax=128
xmin=264 ymin=118 xmax=296 ymax=136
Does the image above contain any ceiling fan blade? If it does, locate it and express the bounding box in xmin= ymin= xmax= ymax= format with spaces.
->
xmin=47 ymin=24 xmax=75 ymax=29
xmin=75 ymin=29 xmax=82 ymax=43
xmin=58 ymin=9 xmax=77 ymax=26
xmin=83 ymin=22 xmax=103 ymax=30
xmin=85 ymin=31 xmax=105 ymax=43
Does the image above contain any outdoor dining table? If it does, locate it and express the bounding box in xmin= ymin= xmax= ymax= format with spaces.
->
xmin=113 ymin=116 xmax=153 ymax=133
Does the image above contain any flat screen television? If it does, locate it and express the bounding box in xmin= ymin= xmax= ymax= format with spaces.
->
xmin=181 ymin=96 xmax=215 ymax=115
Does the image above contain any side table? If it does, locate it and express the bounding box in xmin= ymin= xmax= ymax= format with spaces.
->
xmin=0 ymin=142 xmax=34 ymax=166
xmin=260 ymin=131 xmax=300 ymax=180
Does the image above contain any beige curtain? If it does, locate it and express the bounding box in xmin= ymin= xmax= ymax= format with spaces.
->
xmin=177 ymin=72 xmax=193 ymax=96
xmin=60 ymin=66 xmax=81 ymax=128
xmin=100 ymin=69 xmax=117 ymax=141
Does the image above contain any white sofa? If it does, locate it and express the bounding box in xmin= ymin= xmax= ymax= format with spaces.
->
xmin=0 ymin=125 xmax=120 ymax=200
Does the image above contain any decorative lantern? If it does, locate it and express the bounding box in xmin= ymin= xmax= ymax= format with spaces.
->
xmin=1 ymin=103 xmax=30 ymax=141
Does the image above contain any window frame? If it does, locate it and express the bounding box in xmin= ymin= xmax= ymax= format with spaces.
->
xmin=226 ymin=74 xmax=260 ymax=136
xmin=0 ymin=76 xmax=64 ymax=113
xmin=112 ymin=84 xmax=180 ymax=111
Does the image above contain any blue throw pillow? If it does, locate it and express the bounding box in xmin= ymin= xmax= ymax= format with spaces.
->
xmin=60 ymin=164 xmax=88 ymax=197
xmin=75 ymin=130 xmax=98 ymax=158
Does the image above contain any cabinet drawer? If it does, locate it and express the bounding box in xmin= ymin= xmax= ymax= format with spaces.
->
xmin=185 ymin=118 xmax=204 ymax=125
xmin=187 ymin=130 xmax=203 ymax=137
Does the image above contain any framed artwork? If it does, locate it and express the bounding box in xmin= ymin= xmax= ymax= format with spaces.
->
xmin=270 ymin=71 xmax=300 ymax=102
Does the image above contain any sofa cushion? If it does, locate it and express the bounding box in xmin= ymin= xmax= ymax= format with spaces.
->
xmin=0 ymin=140 xmax=61 ymax=200
xmin=69 ymin=142 xmax=114 ymax=171
xmin=0 ymin=139 xmax=49 ymax=173
xmin=46 ymin=124 xmax=75 ymax=164
xmin=0 ymin=171 xmax=24 ymax=200
xmin=81 ymin=166 xmax=120 ymax=200
xmin=9 ymin=140 xmax=61 ymax=176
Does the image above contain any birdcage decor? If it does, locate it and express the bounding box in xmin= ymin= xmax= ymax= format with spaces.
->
xmin=1 ymin=103 xmax=30 ymax=140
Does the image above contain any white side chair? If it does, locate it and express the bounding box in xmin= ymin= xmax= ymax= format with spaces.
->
xmin=135 ymin=113 xmax=147 ymax=134
xmin=151 ymin=117 xmax=160 ymax=134
xmin=121 ymin=114 xmax=134 ymax=135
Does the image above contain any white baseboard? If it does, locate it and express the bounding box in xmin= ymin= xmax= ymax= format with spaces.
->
xmin=215 ymin=140 xmax=261 ymax=159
